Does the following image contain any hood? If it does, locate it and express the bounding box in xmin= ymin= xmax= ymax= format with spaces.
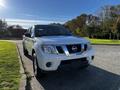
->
xmin=36 ymin=36 xmax=89 ymax=45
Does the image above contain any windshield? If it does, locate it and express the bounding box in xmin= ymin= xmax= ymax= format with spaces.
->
xmin=35 ymin=25 xmax=72 ymax=37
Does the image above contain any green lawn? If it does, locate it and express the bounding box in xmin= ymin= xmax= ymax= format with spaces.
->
xmin=87 ymin=38 xmax=120 ymax=45
xmin=0 ymin=41 xmax=20 ymax=90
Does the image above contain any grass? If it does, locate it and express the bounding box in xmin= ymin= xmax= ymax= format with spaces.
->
xmin=0 ymin=41 xmax=20 ymax=90
xmin=87 ymin=38 xmax=120 ymax=45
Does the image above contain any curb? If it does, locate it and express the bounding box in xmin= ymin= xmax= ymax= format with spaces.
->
xmin=16 ymin=41 xmax=44 ymax=90
xmin=16 ymin=44 xmax=27 ymax=90
xmin=31 ymin=77 xmax=45 ymax=90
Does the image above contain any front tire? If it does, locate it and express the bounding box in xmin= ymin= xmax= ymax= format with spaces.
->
xmin=32 ymin=53 xmax=44 ymax=78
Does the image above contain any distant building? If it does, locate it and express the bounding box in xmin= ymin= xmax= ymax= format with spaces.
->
xmin=7 ymin=25 xmax=27 ymax=38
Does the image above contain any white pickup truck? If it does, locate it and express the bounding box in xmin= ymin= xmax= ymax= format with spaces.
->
xmin=23 ymin=25 xmax=94 ymax=77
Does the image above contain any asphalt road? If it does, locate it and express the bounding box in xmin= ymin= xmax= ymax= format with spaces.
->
xmin=17 ymin=41 xmax=120 ymax=90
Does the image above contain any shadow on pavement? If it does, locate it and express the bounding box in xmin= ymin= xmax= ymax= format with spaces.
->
xmin=25 ymin=54 xmax=33 ymax=61
xmin=37 ymin=65 xmax=120 ymax=90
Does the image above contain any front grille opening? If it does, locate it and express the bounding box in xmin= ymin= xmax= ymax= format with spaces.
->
xmin=60 ymin=58 xmax=88 ymax=65
xmin=56 ymin=46 xmax=64 ymax=54
xmin=66 ymin=44 xmax=81 ymax=54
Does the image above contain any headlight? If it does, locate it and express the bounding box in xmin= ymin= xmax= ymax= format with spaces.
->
xmin=87 ymin=42 xmax=92 ymax=50
xmin=42 ymin=45 xmax=58 ymax=54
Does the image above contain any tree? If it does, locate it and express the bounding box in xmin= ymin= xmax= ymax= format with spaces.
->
xmin=98 ymin=5 xmax=120 ymax=39
xmin=0 ymin=19 xmax=7 ymax=30
xmin=65 ymin=4 xmax=120 ymax=39
xmin=65 ymin=14 xmax=88 ymax=36
xmin=0 ymin=19 xmax=8 ymax=38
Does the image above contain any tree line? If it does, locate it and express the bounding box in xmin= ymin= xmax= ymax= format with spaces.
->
xmin=65 ymin=5 xmax=120 ymax=40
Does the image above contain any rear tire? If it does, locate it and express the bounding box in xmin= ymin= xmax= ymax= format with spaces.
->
xmin=32 ymin=53 xmax=45 ymax=78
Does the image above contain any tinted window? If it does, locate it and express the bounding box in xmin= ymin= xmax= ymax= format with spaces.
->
xmin=34 ymin=25 xmax=72 ymax=37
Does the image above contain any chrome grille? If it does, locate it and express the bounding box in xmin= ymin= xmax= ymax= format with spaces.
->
xmin=56 ymin=44 xmax=87 ymax=55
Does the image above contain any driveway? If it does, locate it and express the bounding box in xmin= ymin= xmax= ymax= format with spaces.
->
xmin=16 ymin=41 xmax=120 ymax=90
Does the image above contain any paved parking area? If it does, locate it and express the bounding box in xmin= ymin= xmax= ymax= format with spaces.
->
xmin=17 ymin=41 xmax=120 ymax=90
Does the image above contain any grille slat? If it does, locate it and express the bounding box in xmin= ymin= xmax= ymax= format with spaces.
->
xmin=56 ymin=46 xmax=64 ymax=54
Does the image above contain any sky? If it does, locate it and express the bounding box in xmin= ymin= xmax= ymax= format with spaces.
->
xmin=0 ymin=0 xmax=120 ymax=28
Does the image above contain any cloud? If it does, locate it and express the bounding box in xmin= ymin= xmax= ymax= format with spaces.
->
xmin=21 ymin=14 xmax=38 ymax=17
xmin=0 ymin=0 xmax=7 ymax=8
xmin=6 ymin=18 xmax=65 ymax=28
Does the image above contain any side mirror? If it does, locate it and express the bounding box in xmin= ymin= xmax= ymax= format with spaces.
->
xmin=24 ymin=33 xmax=31 ymax=37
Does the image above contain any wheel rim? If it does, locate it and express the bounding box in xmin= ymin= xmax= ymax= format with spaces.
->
xmin=33 ymin=54 xmax=37 ymax=76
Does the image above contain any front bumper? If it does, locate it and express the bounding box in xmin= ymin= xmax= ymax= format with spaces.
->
xmin=36 ymin=48 xmax=94 ymax=71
